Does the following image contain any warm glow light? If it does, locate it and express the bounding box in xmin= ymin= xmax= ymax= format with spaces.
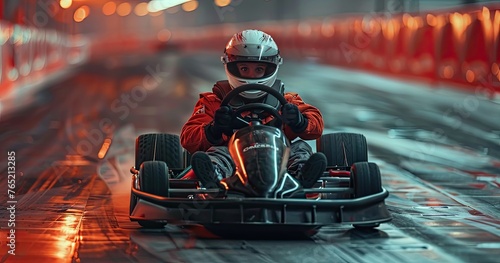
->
xmin=466 ymin=70 xmax=475 ymax=82
xmin=493 ymin=10 xmax=500 ymax=43
xmin=219 ymin=181 xmax=229 ymax=190
xmin=449 ymin=12 xmax=471 ymax=42
xmin=481 ymin=6 xmax=491 ymax=21
xmin=426 ymin=14 xmax=437 ymax=27
xmin=361 ymin=17 xmax=380 ymax=36
xmin=182 ymin=0 xmax=199 ymax=12
xmin=117 ymin=2 xmax=132 ymax=16
xmin=157 ymin=29 xmax=172 ymax=42
xmin=321 ymin=22 xmax=335 ymax=37
xmin=234 ymin=139 xmax=248 ymax=185
xmin=0 ymin=26 xmax=10 ymax=45
xmin=436 ymin=14 xmax=447 ymax=28
xmin=55 ymin=215 xmax=78 ymax=259
xmin=402 ymin=13 xmax=411 ymax=27
xmin=98 ymin=138 xmax=112 ymax=159
xmin=463 ymin=13 xmax=472 ymax=26
xmin=383 ymin=19 xmax=399 ymax=40
xmin=492 ymin=63 xmax=499 ymax=75
xmin=415 ymin=17 xmax=424 ymax=28
xmin=73 ymin=6 xmax=89 ymax=23
xmin=214 ymin=0 xmax=231 ymax=7
xmin=443 ymin=65 xmax=454 ymax=79
xmin=60 ymin=0 xmax=72 ymax=9
xmin=134 ymin=2 xmax=149 ymax=16
xmin=479 ymin=7 xmax=494 ymax=43
xmin=60 ymin=215 xmax=78 ymax=235
xmin=55 ymin=239 xmax=73 ymax=259
xmin=102 ymin=2 xmax=117 ymax=16
xmin=403 ymin=14 xmax=423 ymax=30
xmin=408 ymin=16 xmax=417 ymax=29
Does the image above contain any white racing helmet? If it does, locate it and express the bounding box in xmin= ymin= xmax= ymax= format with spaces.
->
xmin=221 ymin=29 xmax=283 ymax=99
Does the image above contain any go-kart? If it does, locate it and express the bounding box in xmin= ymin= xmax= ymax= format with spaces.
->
xmin=129 ymin=84 xmax=391 ymax=236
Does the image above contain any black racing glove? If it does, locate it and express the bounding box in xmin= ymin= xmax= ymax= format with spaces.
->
xmin=281 ymin=103 xmax=308 ymax=133
xmin=205 ymin=106 xmax=233 ymax=143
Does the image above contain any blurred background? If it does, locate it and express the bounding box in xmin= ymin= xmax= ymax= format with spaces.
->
xmin=1 ymin=0 xmax=500 ymax=100
xmin=0 ymin=1 xmax=499 ymax=263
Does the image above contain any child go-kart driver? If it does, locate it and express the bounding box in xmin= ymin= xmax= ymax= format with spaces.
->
xmin=180 ymin=29 xmax=327 ymax=190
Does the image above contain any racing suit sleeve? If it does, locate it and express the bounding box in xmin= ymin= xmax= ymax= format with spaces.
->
xmin=283 ymin=92 xmax=324 ymax=141
xmin=180 ymin=92 xmax=229 ymax=154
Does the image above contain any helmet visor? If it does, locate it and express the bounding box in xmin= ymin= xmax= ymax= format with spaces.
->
xmin=227 ymin=61 xmax=278 ymax=80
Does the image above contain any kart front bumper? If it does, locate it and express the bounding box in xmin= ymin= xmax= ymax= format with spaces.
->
xmin=130 ymin=186 xmax=392 ymax=227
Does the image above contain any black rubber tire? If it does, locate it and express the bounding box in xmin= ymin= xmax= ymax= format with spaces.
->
xmin=140 ymin=161 xmax=170 ymax=197
xmin=316 ymin=133 xmax=368 ymax=167
xmin=136 ymin=161 xmax=170 ymax=229
xmin=352 ymin=162 xmax=383 ymax=229
xmin=350 ymin=162 xmax=382 ymax=198
xmin=135 ymin=133 xmax=183 ymax=170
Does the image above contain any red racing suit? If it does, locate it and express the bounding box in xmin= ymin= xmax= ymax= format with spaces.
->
xmin=180 ymin=90 xmax=324 ymax=154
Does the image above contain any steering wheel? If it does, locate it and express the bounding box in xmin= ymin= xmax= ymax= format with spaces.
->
xmin=220 ymin=84 xmax=288 ymax=128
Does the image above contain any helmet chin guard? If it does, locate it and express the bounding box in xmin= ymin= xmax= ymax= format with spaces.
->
xmin=221 ymin=29 xmax=283 ymax=99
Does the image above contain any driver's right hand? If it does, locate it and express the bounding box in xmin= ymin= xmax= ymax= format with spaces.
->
xmin=212 ymin=106 xmax=233 ymax=137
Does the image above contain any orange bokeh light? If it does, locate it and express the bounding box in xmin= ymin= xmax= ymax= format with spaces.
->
xmin=60 ymin=0 xmax=72 ymax=9
xmin=134 ymin=2 xmax=149 ymax=16
xmin=74 ymin=5 xmax=89 ymax=23
xmin=102 ymin=2 xmax=117 ymax=16
xmin=442 ymin=65 xmax=454 ymax=79
xmin=214 ymin=0 xmax=231 ymax=7
xmin=117 ymin=2 xmax=132 ymax=16
xmin=492 ymin=63 xmax=499 ymax=75
xmin=182 ymin=0 xmax=199 ymax=12
xmin=426 ymin=14 xmax=437 ymax=27
xmin=466 ymin=70 xmax=475 ymax=83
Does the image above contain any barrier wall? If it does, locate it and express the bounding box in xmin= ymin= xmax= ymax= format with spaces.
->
xmin=0 ymin=21 xmax=89 ymax=100
xmin=170 ymin=4 xmax=500 ymax=97
xmin=2 ymin=4 xmax=498 ymax=102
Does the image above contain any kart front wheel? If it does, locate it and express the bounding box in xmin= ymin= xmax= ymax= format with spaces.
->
xmin=351 ymin=162 xmax=383 ymax=229
xmin=137 ymin=161 xmax=170 ymax=228
xmin=140 ymin=161 xmax=170 ymax=197
xmin=350 ymin=162 xmax=382 ymax=198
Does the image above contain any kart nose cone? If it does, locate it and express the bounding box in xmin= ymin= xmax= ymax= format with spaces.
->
xmin=229 ymin=126 xmax=290 ymax=197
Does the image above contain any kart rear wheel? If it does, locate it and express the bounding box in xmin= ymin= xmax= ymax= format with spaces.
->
xmin=316 ymin=133 xmax=368 ymax=167
xmin=350 ymin=162 xmax=382 ymax=198
xmin=135 ymin=133 xmax=184 ymax=171
xmin=137 ymin=161 xmax=170 ymax=228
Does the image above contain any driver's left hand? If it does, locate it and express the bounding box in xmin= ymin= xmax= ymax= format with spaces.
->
xmin=282 ymin=103 xmax=308 ymax=132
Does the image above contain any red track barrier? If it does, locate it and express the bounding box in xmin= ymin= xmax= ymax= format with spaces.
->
xmin=3 ymin=4 xmax=499 ymax=99
xmin=168 ymin=3 xmax=500 ymax=97
xmin=462 ymin=15 xmax=490 ymax=88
